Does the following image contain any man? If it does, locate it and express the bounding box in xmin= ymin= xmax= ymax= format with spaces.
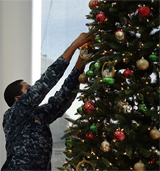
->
xmin=2 ymin=33 xmax=94 ymax=171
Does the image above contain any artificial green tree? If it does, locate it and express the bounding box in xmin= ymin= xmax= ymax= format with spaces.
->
xmin=58 ymin=0 xmax=160 ymax=170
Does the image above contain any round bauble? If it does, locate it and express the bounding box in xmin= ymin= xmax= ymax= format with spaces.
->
xmin=89 ymin=0 xmax=98 ymax=9
xmin=149 ymin=54 xmax=157 ymax=62
xmin=82 ymin=100 xmax=96 ymax=114
xmin=103 ymin=77 xmax=114 ymax=85
xmin=90 ymin=124 xmax=97 ymax=132
xmin=85 ymin=132 xmax=96 ymax=140
xmin=86 ymin=70 xmax=95 ymax=78
xmin=138 ymin=6 xmax=150 ymax=17
xmin=96 ymin=13 xmax=105 ymax=23
xmin=78 ymin=73 xmax=88 ymax=84
xmin=139 ymin=104 xmax=147 ymax=112
xmin=95 ymin=35 xmax=101 ymax=43
xmin=134 ymin=161 xmax=146 ymax=171
xmin=136 ymin=58 xmax=149 ymax=70
xmin=100 ymin=140 xmax=110 ymax=152
xmin=115 ymin=29 xmax=125 ymax=41
xmin=150 ymin=127 xmax=160 ymax=139
xmin=94 ymin=62 xmax=101 ymax=70
xmin=77 ymin=106 xmax=83 ymax=115
xmin=89 ymin=62 xmax=95 ymax=70
xmin=123 ymin=69 xmax=133 ymax=78
xmin=114 ymin=130 xmax=126 ymax=141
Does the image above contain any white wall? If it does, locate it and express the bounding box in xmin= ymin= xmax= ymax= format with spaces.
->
xmin=0 ymin=0 xmax=41 ymax=167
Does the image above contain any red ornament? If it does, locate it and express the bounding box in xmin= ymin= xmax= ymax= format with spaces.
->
xmin=91 ymin=0 xmax=98 ymax=8
xmin=86 ymin=133 xmax=96 ymax=140
xmin=114 ymin=130 xmax=126 ymax=141
xmin=150 ymin=158 xmax=155 ymax=164
xmin=123 ymin=69 xmax=133 ymax=78
xmin=82 ymin=100 xmax=96 ymax=114
xmin=138 ymin=6 xmax=151 ymax=17
xmin=96 ymin=13 xmax=105 ymax=23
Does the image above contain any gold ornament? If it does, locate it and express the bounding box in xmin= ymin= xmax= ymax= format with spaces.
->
xmin=150 ymin=127 xmax=160 ymax=139
xmin=117 ymin=100 xmax=132 ymax=113
xmin=100 ymin=139 xmax=110 ymax=152
xmin=101 ymin=61 xmax=115 ymax=78
xmin=76 ymin=158 xmax=95 ymax=171
xmin=136 ymin=57 xmax=149 ymax=70
xmin=123 ymin=104 xmax=132 ymax=113
xmin=134 ymin=160 xmax=146 ymax=171
xmin=80 ymin=43 xmax=93 ymax=60
xmin=115 ymin=30 xmax=125 ymax=41
xmin=78 ymin=73 xmax=88 ymax=84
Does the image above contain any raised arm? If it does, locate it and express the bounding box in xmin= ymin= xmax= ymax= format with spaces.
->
xmin=37 ymin=64 xmax=83 ymax=124
xmin=15 ymin=33 xmax=94 ymax=111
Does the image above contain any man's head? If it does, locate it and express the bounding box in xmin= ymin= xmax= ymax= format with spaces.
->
xmin=4 ymin=80 xmax=30 ymax=107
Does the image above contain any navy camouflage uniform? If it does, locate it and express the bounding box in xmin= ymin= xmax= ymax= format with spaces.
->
xmin=2 ymin=56 xmax=82 ymax=171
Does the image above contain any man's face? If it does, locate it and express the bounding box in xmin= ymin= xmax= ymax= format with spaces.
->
xmin=20 ymin=81 xmax=31 ymax=95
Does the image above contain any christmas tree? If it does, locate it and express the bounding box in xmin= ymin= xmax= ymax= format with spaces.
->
xmin=58 ymin=0 xmax=160 ymax=170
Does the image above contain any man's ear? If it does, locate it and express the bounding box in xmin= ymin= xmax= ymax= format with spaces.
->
xmin=14 ymin=95 xmax=21 ymax=101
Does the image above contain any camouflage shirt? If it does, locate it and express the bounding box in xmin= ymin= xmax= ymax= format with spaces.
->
xmin=2 ymin=56 xmax=82 ymax=171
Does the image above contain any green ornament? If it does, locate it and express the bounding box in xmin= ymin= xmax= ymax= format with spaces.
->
xmin=89 ymin=62 xmax=95 ymax=70
xmin=90 ymin=124 xmax=97 ymax=132
xmin=139 ymin=104 xmax=147 ymax=112
xmin=65 ymin=139 xmax=72 ymax=148
xmin=94 ymin=62 xmax=101 ymax=70
xmin=77 ymin=106 xmax=83 ymax=114
xmin=149 ymin=54 xmax=157 ymax=62
xmin=86 ymin=70 xmax=95 ymax=78
xmin=103 ymin=77 xmax=114 ymax=85
xmin=95 ymin=35 xmax=101 ymax=42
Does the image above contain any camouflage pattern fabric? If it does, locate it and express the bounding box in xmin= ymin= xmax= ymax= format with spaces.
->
xmin=2 ymin=56 xmax=82 ymax=171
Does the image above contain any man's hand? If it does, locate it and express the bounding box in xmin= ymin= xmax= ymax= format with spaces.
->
xmin=62 ymin=33 xmax=95 ymax=62
xmin=71 ymin=33 xmax=95 ymax=49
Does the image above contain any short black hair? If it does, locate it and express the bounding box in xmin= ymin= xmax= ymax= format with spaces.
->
xmin=4 ymin=79 xmax=23 ymax=107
